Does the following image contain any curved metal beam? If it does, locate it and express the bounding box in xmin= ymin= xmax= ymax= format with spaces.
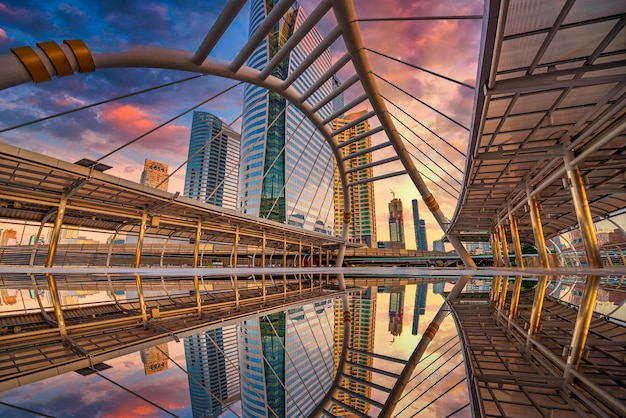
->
xmin=0 ymin=42 xmax=352 ymax=249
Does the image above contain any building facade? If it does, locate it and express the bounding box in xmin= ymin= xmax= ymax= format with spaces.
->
xmin=333 ymin=288 xmax=376 ymax=415
xmin=433 ymin=239 xmax=445 ymax=252
xmin=388 ymin=198 xmax=405 ymax=248
xmin=184 ymin=111 xmax=240 ymax=209
xmin=239 ymin=0 xmax=334 ymax=234
xmin=238 ymin=301 xmax=334 ymax=417
xmin=140 ymin=159 xmax=169 ymax=192
xmin=411 ymin=198 xmax=427 ymax=251
xmin=184 ymin=329 xmax=228 ymax=418
xmin=333 ymin=110 xmax=377 ymax=247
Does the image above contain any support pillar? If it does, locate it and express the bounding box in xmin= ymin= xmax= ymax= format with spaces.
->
xmin=262 ymin=231 xmax=266 ymax=303
xmin=45 ymin=196 xmax=68 ymax=336
xmin=509 ymin=213 xmax=524 ymax=320
xmin=498 ymin=224 xmax=510 ymax=310
xmin=233 ymin=225 xmax=239 ymax=268
xmin=233 ymin=226 xmax=239 ymax=307
xmin=134 ymin=210 xmax=148 ymax=324
xmin=564 ymin=152 xmax=603 ymax=374
xmin=192 ymin=219 xmax=202 ymax=315
xmin=283 ymin=235 xmax=287 ymax=298
xmin=298 ymin=239 xmax=303 ymax=295
xmin=491 ymin=230 xmax=503 ymax=305
xmin=527 ymin=193 xmax=550 ymax=338
xmin=310 ymin=241 xmax=314 ymax=290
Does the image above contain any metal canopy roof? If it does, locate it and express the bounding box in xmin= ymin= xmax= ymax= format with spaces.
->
xmin=449 ymin=0 xmax=626 ymax=244
xmin=0 ymin=143 xmax=345 ymax=250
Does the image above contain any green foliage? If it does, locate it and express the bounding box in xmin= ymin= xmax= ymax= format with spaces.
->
xmin=521 ymin=243 xmax=537 ymax=254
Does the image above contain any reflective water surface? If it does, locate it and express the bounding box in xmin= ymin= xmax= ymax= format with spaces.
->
xmin=1 ymin=275 xmax=624 ymax=417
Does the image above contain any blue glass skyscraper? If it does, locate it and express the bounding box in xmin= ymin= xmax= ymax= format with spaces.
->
xmin=184 ymin=111 xmax=240 ymax=209
xmin=239 ymin=0 xmax=334 ymax=234
xmin=238 ymin=300 xmax=334 ymax=417
xmin=412 ymin=198 xmax=428 ymax=251
xmin=184 ymin=329 xmax=228 ymax=418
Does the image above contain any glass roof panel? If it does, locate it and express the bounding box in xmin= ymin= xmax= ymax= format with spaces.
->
xmin=563 ymin=0 xmax=626 ymax=26
xmin=499 ymin=33 xmax=548 ymax=72
xmin=510 ymin=91 xmax=562 ymax=115
xmin=538 ymin=20 xmax=618 ymax=66
xmin=504 ymin=0 xmax=568 ymax=37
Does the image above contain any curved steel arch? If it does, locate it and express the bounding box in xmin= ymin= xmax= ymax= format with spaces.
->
xmin=0 ymin=43 xmax=353 ymax=261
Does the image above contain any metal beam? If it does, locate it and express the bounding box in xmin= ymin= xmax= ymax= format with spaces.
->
xmin=192 ymin=0 xmax=247 ymax=64
xmin=229 ymin=0 xmax=297 ymax=72
xmin=258 ymin=0 xmax=332 ymax=80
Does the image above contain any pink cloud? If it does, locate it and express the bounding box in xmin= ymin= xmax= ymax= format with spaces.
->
xmin=97 ymin=103 xmax=189 ymax=157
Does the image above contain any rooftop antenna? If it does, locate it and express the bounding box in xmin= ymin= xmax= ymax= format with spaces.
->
xmin=390 ymin=189 xmax=395 ymax=199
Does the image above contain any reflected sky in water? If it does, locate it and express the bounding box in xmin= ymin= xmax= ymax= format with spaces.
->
xmin=0 ymin=280 xmax=471 ymax=417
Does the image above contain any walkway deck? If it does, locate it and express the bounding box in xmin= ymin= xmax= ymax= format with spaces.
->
xmin=0 ymin=283 xmax=342 ymax=391
xmin=450 ymin=290 xmax=626 ymax=417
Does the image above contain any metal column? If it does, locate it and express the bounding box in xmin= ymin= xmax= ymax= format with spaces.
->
xmin=262 ymin=230 xmax=266 ymax=303
xmin=134 ymin=210 xmax=148 ymax=324
xmin=45 ymin=196 xmax=68 ymax=337
xmin=192 ymin=219 xmax=202 ymax=315
xmin=564 ymin=152 xmax=603 ymax=373
xmin=498 ymin=224 xmax=510 ymax=310
xmin=298 ymin=239 xmax=303 ymax=295
xmin=527 ymin=193 xmax=550 ymax=337
xmin=508 ymin=213 xmax=524 ymax=319
xmin=233 ymin=225 xmax=239 ymax=308
xmin=491 ymin=229 xmax=503 ymax=305
xmin=283 ymin=235 xmax=287 ymax=298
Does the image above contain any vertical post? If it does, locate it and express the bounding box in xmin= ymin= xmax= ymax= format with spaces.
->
xmin=527 ymin=192 xmax=550 ymax=337
xmin=563 ymin=152 xmax=603 ymax=374
xmin=499 ymin=223 xmax=511 ymax=267
xmin=283 ymin=235 xmax=287 ymax=298
xmin=233 ymin=225 xmax=239 ymax=268
xmin=134 ymin=210 xmax=148 ymax=324
xmin=310 ymin=241 xmax=314 ymax=291
xmin=319 ymin=243 xmax=323 ymax=290
xmin=298 ymin=239 xmax=303 ymax=295
xmin=491 ymin=229 xmax=502 ymax=304
xmin=192 ymin=219 xmax=202 ymax=315
xmin=233 ymin=225 xmax=240 ymax=307
xmin=45 ymin=196 xmax=68 ymax=337
xmin=509 ymin=213 xmax=524 ymax=320
xmin=262 ymin=230 xmax=266 ymax=303
xmin=498 ymin=222 xmax=510 ymax=310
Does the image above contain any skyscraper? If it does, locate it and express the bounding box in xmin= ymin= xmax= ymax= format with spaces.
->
xmin=239 ymin=0 xmax=334 ymax=234
xmin=388 ymin=285 xmax=405 ymax=339
xmin=184 ymin=328 xmax=234 ymax=418
xmin=184 ymin=111 xmax=240 ymax=209
xmin=388 ymin=197 xmax=405 ymax=248
xmin=333 ymin=110 xmax=377 ymax=247
xmin=412 ymin=284 xmax=427 ymax=336
xmin=238 ymin=301 xmax=334 ymax=417
xmin=433 ymin=239 xmax=445 ymax=252
xmin=140 ymin=159 xmax=169 ymax=192
xmin=333 ymin=288 xmax=377 ymax=415
xmin=411 ymin=198 xmax=428 ymax=251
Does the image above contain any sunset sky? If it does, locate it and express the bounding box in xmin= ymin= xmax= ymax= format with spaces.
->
xmin=0 ymin=0 xmax=484 ymax=249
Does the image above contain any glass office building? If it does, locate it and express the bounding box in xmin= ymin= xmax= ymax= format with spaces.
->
xmin=239 ymin=0 xmax=334 ymax=234
xmin=238 ymin=300 xmax=334 ymax=417
xmin=184 ymin=111 xmax=240 ymax=209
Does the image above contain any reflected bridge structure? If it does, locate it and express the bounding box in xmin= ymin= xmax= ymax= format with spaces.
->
xmin=1 ymin=0 xmax=626 ymax=416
